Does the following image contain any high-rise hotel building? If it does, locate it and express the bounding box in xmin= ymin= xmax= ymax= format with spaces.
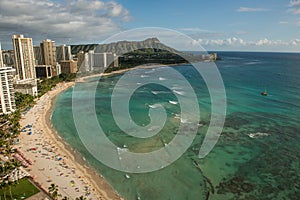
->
xmin=56 ymin=44 xmax=72 ymax=62
xmin=41 ymin=39 xmax=56 ymax=66
xmin=0 ymin=43 xmax=4 ymax=68
xmin=0 ymin=43 xmax=16 ymax=114
xmin=12 ymin=34 xmax=35 ymax=80
xmin=12 ymin=34 xmax=37 ymax=96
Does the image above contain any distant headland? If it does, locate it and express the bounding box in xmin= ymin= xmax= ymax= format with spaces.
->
xmin=71 ymin=38 xmax=219 ymax=74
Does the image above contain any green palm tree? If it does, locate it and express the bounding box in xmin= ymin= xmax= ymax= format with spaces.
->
xmin=3 ymin=146 xmax=12 ymax=157
xmin=7 ymin=180 xmax=16 ymax=200
xmin=75 ymin=196 xmax=86 ymax=200
xmin=0 ymin=179 xmax=8 ymax=200
xmin=10 ymin=159 xmax=20 ymax=169
xmin=48 ymin=184 xmax=59 ymax=199
xmin=0 ymin=163 xmax=9 ymax=175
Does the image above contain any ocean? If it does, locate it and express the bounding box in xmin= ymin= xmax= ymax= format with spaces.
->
xmin=52 ymin=52 xmax=300 ymax=199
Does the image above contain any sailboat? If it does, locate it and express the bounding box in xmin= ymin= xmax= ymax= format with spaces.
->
xmin=261 ymin=87 xmax=268 ymax=96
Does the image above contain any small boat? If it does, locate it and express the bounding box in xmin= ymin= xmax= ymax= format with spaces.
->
xmin=136 ymin=192 xmax=141 ymax=200
xmin=261 ymin=88 xmax=268 ymax=96
xmin=125 ymin=174 xmax=130 ymax=179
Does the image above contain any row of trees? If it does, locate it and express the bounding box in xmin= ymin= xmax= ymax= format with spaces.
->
xmin=0 ymin=92 xmax=28 ymax=200
xmin=0 ymin=160 xmax=21 ymax=200
xmin=0 ymin=110 xmax=22 ymax=200
xmin=37 ymin=73 xmax=76 ymax=96
xmin=105 ymin=48 xmax=188 ymax=73
xmin=14 ymin=93 xmax=35 ymax=109
xmin=0 ymin=73 xmax=76 ymax=199
xmin=48 ymin=184 xmax=87 ymax=200
xmin=0 ymin=110 xmax=21 ymax=155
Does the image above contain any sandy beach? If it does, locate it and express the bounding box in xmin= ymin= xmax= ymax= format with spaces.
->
xmin=14 ymin=64 xmax=174 ymax=199
xmin=15 ymin=82 xmax=122 ymax=200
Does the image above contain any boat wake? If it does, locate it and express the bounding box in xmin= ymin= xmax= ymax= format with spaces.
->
xmin=151 ymin=90 xmax=169 ymax=95
xmin=248 ymin=132 xmax=270 ymax=138
xmin=169 ymin=100 xmax=178 ymax=105
xmin=149 ymin=104 xmax=160 ymax=109
xmin=174 ymin=113 xmax=180 ymax=119
xmin=171 ymin=86 xmax=182 ymax=90
xmin=172 ymin=90 xmax=185 ymax=96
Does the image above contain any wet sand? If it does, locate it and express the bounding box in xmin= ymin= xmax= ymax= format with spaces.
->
xmin=16 ymin=82 xmax=123 ymax=200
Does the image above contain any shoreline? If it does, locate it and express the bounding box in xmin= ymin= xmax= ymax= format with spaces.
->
xmin=45 ymin=83 xmax=123 ymax=200
xmin=15 ymin=61 xmax=200 ymax=199
xmin=76 ymin=62 xmax=190 ymax=82
xmin=16 ymin=82 xmax=123 ymax=200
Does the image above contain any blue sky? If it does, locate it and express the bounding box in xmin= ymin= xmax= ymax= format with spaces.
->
xmin=0 ymin=0 xmax=300 ymax=51
xmin=120 ymin=0 xmax=298 ymax=38
xmin=118 ymin=0 xmax=300 ymax=51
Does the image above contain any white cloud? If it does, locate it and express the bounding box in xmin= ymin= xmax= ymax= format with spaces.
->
xmin=192 ymin=37 xmax=300 ymax=47
xmin=192 ymin=37 xmax=246 ymax=46
xmin=290 ymin=39 xmax=300 ymax=45
xmin=288 ymin=0 xmax=300 ymax=14
xmin=227 ymin=37 xmax=245 ymax=45
xmin=256 ymin=38 xmax=272 ymax=46
xmin=236 ymin=7 xmax=270 ymax=12
xmin=254 ymin=39 xmax=299 ymax=46
xmin=0 ymin=0 xmax=131 ymax=48
xmin=279 ymin=21 xmax=289 ymax=24
xmin=290 ymin=0 xmax=300 ymax=7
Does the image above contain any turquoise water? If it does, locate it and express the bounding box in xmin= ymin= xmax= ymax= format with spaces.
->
xmin=52 ymin=52 xmax=300 ymax=199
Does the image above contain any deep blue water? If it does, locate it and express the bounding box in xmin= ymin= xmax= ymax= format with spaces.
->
xmin=52 ymin=52 xmax=300 ymax=199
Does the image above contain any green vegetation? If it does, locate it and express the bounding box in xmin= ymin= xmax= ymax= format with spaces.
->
xmin=0 ymin=178 xmax=39 ymax=199
xmin=71 ymin=44 xmax=98 ymax=55
xmin=37 ymin=73 xmax=76 ymax=96
xmin=48 ymin=183 xmax=60 ymax=199
xmin=0 ymin=159 xmax=20 ymax=176
xmin=0 ymin=110 xmax=26 ymax=199
xmin=0 ymin=73 xmax=76 ymax=199
xmin=0 ymin=111 xmax=21 ymax=154
xmin=47 ymin=184 xmax=87 ymax=200
xmin=105 ymin=48 xmax=188 ymax=73
xmin=14 ymin=92 xmax=35 ymax=109
xmin=75 ymin=196 xmax=87 ymax=200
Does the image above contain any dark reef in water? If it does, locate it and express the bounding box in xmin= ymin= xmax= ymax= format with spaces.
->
xmin=216 ymin=176 xmax=255 ymax=194
xmin=209 ymin=111 xmax=300 ymax=199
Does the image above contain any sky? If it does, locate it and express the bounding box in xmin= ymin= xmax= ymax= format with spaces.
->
xmin=0 ymin=0 xmax=300 ymax=52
